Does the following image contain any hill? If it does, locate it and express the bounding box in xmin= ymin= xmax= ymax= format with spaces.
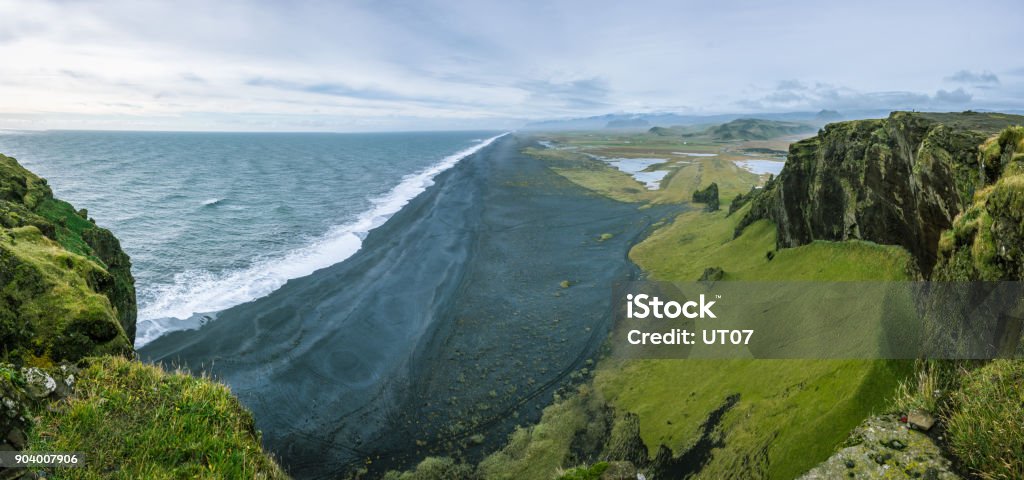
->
xmin=705 ymin=118 xmax=816 ymax=141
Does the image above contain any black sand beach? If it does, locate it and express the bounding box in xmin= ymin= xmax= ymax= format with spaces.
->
xmin=140 ymin=135 xmax=682 ymax=478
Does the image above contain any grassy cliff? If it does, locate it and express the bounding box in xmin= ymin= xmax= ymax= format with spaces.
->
xmin=389 ymin=114 xmax=1024 ymax=479
xmin=0 ymin=152 xmax=287 ymax=479
xmin=1 ymin=152 xmax=136 ymax=364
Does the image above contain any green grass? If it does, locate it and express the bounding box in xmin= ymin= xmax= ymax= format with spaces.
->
xmin=595 ymin=196 xmax=915 ymax=478
xmin=944 ymin=361 xmax=1024 ymax=479
xmin=33 ymin=198 xmax=104 ymax=264
xmin=521 ymin=146 xmax=656 ymax=203
xmin=523 ymin=135 xmax=760 ymax=206
xmin=595 ymin=359 xmax=910 ymax=479
xmin=0 ymin=226 xmax=131 ymax=364
xmin=28 ymin=356 xmax=288 ymax=480
xmin=382 ymin=457 xmax=476 ymax=480
xmin=524 ymin=131 xmax=917 ymax=478
xmin=630 ymin=205 xmax=913 ymax=281
xmin=1 ymin=151 xmax=135 ymax=362
xmin=477 ymin=385 xmax=608 ymax=480
xmin=557 ymin=462 xmax=608 ymax=480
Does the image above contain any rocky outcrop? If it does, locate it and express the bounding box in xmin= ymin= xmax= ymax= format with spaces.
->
xmin=737 ymin=112 xmax=1024 ymax=276
xmin=692 ymin=182 xmax=720 ymax=211
xmin=799 ymin=415 xmax=960 ymax=480
xmin=0 ymin=152 xmax=136 ymax=363
xmin=933 ymin=126 xmax=1024 ymax=280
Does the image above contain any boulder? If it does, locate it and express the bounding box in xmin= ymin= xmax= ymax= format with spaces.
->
xmin=799 ymin=414 xmax=959 ymax=479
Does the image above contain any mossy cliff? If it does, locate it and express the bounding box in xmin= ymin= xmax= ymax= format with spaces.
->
xmin=934 ymin=125 xmax=1024 ymax=280
xmin=0 ymin=152 xmax=286 ymax=479
xmin=738 ymin=111 xmax=1024 ymax=276
xmin=396 ymin=114 xmax=1024 ymax=480
xmin=1 ymin=152 xmax=136 ymax=363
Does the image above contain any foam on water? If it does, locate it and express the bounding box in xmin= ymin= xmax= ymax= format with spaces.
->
xmin=134 ymin=133 xmax=507 ymax=346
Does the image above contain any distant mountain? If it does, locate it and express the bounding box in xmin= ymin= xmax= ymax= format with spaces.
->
xmin=815 ymin=109 xmax=843 ymax=122
xmin=521 ymin=110 xmax=882 ymax=131
xmin=705 ymin=118 xmax=817 ymax=141
xmin=605 ymin=118 xmax=650 ymax=129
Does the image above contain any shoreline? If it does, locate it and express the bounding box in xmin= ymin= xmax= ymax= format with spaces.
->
xmin=135 ymin=133 xmax=508 ymax=346
xmin=140 ymin=135 xmax=682 ymax=477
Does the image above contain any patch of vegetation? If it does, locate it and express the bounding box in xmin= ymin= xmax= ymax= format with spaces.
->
xmin=28 ymin=356 xmax=287 ymax=480
xmin=935 ymin=126 xmax=1024 ymax=281
xmin=605 ymin=196 xmax=915 ymax=478
xmin=477 ymin=384 xmax=610 ymax=480
xmin=382 ymin=456 xmax=477 ymax=480
xmin=726 ymin=185 xmax=758 ymax=216
xmin=556 ymin=462 xmax=608 ymax=480
xmin=690 ymin=182 xmax=719 ymax=211
xmin=945 ymin=360 xmax=1024 ymax=480
xmin=595 ymin=359 xmax=910 ymax=479
xmin=524 ymin=134 xmax=759 ymax=205
xmin=0 ymin=226 xmax=131 ymax=364
xmin=521 ymin=146 xmax=656 ymax=203
xmin=890 ymin=360 xmax=954 ymax=416
xmin=630 ymin=205 xmax=911 ymax=282
xmin=0 ymin=152 xmax=136 ymax=358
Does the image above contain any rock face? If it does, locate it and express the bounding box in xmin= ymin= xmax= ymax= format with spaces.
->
xmin=799 ymin=415 xmax=960 ymax=480
xmin=692 ymin=182 xmax=720 ymax=211
xmin=0 ymin=152 xmax=136 ymax=363
xmin=933 ymin=126 xmax=1024 ymax=281
xmin=738 ymin=112 xmax=1024 ymax=276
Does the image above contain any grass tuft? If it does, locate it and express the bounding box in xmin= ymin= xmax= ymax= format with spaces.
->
xmin=28 ymin=356 xmax=288 ymax=479
xmin=945 ymin=360 xmax=1024 ymax=480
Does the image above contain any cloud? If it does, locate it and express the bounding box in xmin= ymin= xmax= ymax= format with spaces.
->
xmin=933 ymin=88 xmax=972 ymax=104
xmin=739 ymin=82 xmax=977 ymax=112
xmin=0 ymin=0 xmax=1022 ymax=131
xmin=246 ymin=77 xmax=408 ymax=102
xmin=517 ymin=77 xmax=612 ymax=111
xmin=945 ymin=70 xmax=1000 ymax=84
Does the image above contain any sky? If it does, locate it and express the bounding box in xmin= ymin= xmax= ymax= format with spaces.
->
xmin=0 ymin=0 xmax=1022 ymax=132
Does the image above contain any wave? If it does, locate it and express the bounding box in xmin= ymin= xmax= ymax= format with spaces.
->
xmin=134 ymin=132 xmax=507 ymax=346
xmin=201 ymin=197 xmax=225 ymax=207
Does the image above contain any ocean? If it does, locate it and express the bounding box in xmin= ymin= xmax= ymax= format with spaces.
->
xmin=0 ymin=129 xmax=501 ymax=345
xmin=138 ymin=135 xmax=681 ymax=476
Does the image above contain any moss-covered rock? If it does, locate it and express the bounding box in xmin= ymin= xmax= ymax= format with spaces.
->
xmin=691 ymin=182 xmax=720 ymax=211
xmin=0 ymin=152 xmax=296 ymax=479
xmin=934 ymin=126 xmax=1024 ymax=281
xmin=0 ymin=153 xmax=136 ymax=364
xmin=737 ymin=112 xmax=1024 ymax=276
xmin=799 ymin=415 xmax=959 ymax=479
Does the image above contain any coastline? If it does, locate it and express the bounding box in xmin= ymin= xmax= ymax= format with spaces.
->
xmin=134 ymin=133 xmax=508 ymax=345
xmin=140 ymin=135 xmax=682 ymax=477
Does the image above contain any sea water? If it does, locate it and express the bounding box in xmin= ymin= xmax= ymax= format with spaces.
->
xmin=0 ymin=130 xmax=500 ymax=345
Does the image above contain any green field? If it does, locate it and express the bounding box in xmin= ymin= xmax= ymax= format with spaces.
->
xmin=521 ymin=131 xmax=915 ymax=479
xmin=527 ymin=131 xmax=766 ymax=205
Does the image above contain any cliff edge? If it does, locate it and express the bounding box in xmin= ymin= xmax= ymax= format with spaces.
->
xmin=0 ymin=152 xmax=287 ymax=479
xmin=737 ymin=111 xmax=1024 ymax=276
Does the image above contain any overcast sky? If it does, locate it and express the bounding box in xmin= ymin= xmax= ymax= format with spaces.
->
xmin=1 ymin=0 xmax=1022 ymax=131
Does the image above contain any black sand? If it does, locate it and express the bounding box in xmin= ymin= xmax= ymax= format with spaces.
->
xmin=140 ymin=135 xmax=682 ymax=478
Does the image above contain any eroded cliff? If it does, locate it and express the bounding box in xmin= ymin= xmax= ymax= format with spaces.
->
xmin=737 ymin=111 xmax=1024 ymax=276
